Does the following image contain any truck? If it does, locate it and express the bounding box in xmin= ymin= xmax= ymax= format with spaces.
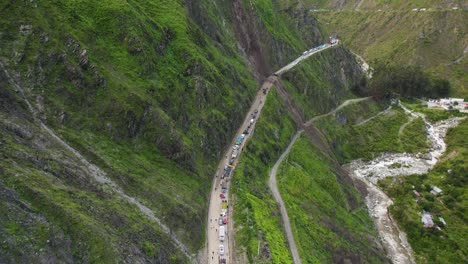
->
xmin=219 ymin=226 xmax=225 ymax=241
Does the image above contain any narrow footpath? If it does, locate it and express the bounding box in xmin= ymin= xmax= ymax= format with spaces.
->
xmin=355 ymin=106 xmax=392 ymax=127
xmin=304 ymin=97 xmax=370 ymax=127
xmin=0 ymin=61 xmax=193 ymax=260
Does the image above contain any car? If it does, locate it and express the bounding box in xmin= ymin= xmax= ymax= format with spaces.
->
xmin=220 ymin=193 xmax=225 ymax=199
xmin=219 ymin=245 xmax=225 ymax=255
xmin=218 ymin=218 xmax=223 ymax=225
xmin=229 ymin=159 xmax=234 ymax=165
xmin=233 ymin=144 xmax=240 ymax=150
xmin=223 ymin=218 xmax=227 ymax=225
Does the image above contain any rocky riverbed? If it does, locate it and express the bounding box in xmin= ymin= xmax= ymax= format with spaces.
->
xmin=346 ymin=110 xmax=465 ymax=263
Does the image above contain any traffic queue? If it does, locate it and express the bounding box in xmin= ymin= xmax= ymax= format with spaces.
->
xmin=217 ymin=108 xmax=258 ymax=264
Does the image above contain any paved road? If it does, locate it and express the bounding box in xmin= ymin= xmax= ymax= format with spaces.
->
xmin=206 ymin=42 xmax=340 ymax=264
xmin=268 ymin=130 xmax=304 ymax=264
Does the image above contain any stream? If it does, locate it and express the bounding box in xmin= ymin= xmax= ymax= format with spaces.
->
xmin=346 ymin=103 xmax=465 ymax=263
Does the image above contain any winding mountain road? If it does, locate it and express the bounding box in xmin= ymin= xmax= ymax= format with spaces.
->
xmin=268 ymin=97 xmax=372 ymax=264
xmin=206 ymin=42 xmax=339 ymax=264
xmin=268 ymin=131 xmax=304 ymax=264
xmin=304 ymin=97 xmax=370 ymax=127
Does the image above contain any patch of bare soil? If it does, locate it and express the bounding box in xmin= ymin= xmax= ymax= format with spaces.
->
xmin=232 ymin=0 xmax=270 ymax=80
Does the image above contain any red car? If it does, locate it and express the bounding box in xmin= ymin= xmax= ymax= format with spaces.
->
xmin=220 ymin=193 xmax=226 ymax=199
xmin=223 ymin=218 xmax=227 ymax=225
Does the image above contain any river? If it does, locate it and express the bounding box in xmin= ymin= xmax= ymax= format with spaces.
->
xmin=346 ymin=103 xmax=465 ymax=263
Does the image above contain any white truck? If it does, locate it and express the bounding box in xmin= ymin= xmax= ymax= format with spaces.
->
xmin=219 ymin=226 xmax=225 ymax=241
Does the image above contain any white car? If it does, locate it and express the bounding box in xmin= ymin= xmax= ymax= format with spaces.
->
xmin=219 ymin=245 xmax=225 ymax=255
xmin=233 ymin=145 xmax=240 ymax=150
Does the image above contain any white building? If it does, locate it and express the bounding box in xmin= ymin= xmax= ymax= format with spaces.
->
xmin=428 ymin=98 xmax=466 ymax=111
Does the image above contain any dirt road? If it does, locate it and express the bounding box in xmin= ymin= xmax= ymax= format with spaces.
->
xmin=268 ymin=131 xmax=304 ymax=264
xmin=205 ymin=76 xmax=277 ymax=264
xmin=267 ymin=97 xmax=371 ymax=264
xmin=275 ymin=45 xmax=333 ymax=75
xmin=304 ymin=97 xmax=370 ymax=127
xmin=205 ymin=42 xmax=340 ymax=264
xmin=355 ymin=106 xmax=392 ymax=127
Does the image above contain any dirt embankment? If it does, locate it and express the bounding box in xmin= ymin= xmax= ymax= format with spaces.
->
xmin=232 ymin=0 xmax=270 ymax=81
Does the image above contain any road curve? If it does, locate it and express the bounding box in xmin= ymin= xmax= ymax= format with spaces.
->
xmin=268 ymin=97 xmax=371 ymax=264
xmin=304 ymin=97 xmax=370 ymax=127
xmin=268 ymin=131 xmax=304 ymax=264
xmin=205 ymin=42 xmax=340 ymax=264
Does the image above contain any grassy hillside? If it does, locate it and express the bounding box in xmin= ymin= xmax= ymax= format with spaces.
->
xmin=277 ymin=135 xmax=388 ymax=263
xmin=314 ymin=10 xmax=467 ymax=97
xmin=0 ymin=0 xmax=378 ymax=262
xmin=313 ymin=100 xmax=431 ymax=162
xmin=231 ymin=88 xmax=297 ymax=263
xmin=0 ymin=0 xmax=265 ymax=257
xmin=231 ymin=88 xmax=388 ymax=263
xmin=301 ymin=0 xmax=465 ymax=10
xmin=379 ymin=118 xmax=468 ymax=263
xmin=0 ymin=90 xmax=188 ymax=263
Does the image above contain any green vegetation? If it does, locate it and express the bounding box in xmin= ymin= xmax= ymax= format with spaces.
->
xmin=368 ymin=64 xmax=451 ymax=99
xmin=379 ymin=118 xmax=468 ymax=263
xmin=314 ymin=100 xmax=429 ymax=162
xmin=0 ymin=109 xmax=186 ymax=263
xmin=232 ymin=89 xmax=297 ymax=263
xmin=0 ymin=0 xmax=263 ymax=259
xmin=301 ymin=0 xmax=465 ymax=10
xmin=315 ymin=10 xmax=467 ymax=97
xmin=277 ymin=135 xmax=387 ymax=263
xmin=400 ymin=98 xmax=466 ymax=123
xmin=400 ymin=117 xmax=430 ymax=153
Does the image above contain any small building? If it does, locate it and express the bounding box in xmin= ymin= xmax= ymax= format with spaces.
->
xmin=422 ymin=212 xmax=434 ymax=228
xmin=428 ymin=98 xmax=466 ymax=111
xmin=430 ymin=186 xmax=443 ymax=195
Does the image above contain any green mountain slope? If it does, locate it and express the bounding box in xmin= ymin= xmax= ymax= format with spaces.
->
xmin=0 ymin=0 xmax=259 ymax=261
xmin=278 ymin=135 xmax=388 ymax=263
xmin=0 ymin=0 xmax=376 ymax=262
xmin=314 ymin=10 xmax=467 ymax=97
